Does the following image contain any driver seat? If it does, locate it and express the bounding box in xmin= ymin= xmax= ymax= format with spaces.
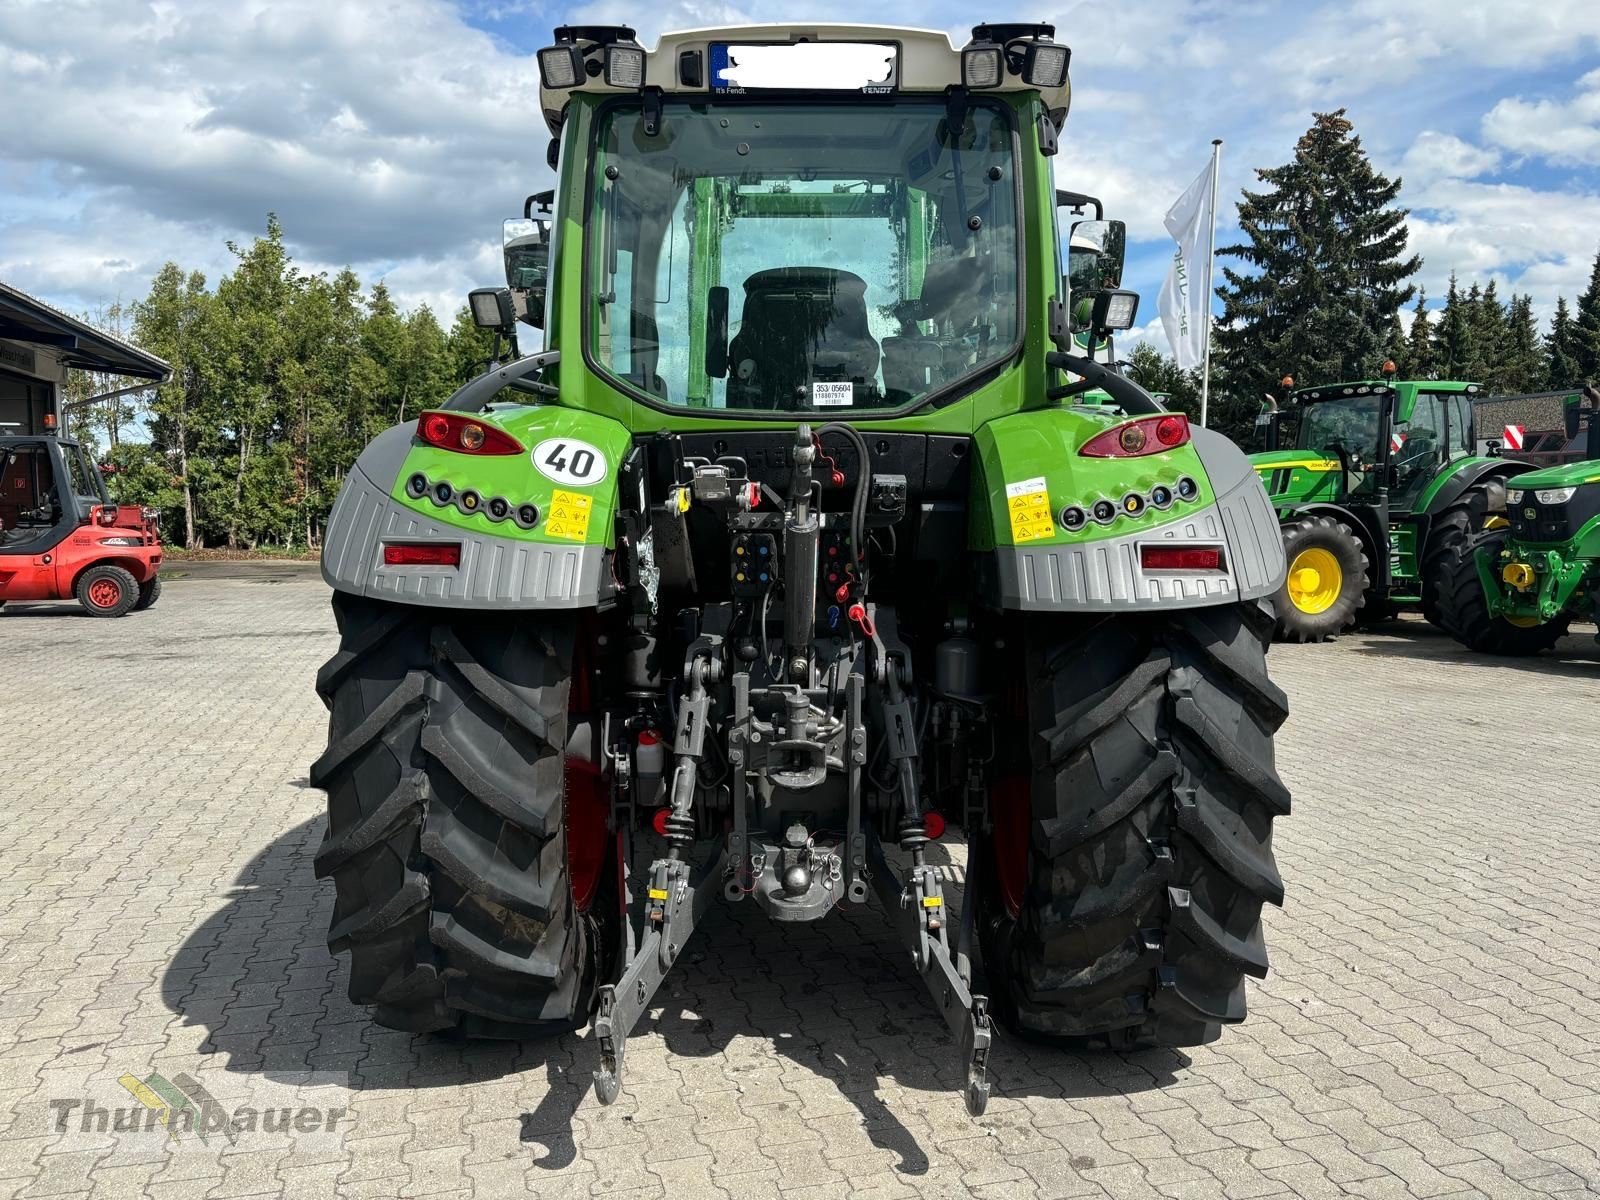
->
xmin=726 ymin=268 xmax=880 ymax=408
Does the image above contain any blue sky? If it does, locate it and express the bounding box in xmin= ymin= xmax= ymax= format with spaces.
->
xmin=3 ymin=0 xmax=1598 ymax=356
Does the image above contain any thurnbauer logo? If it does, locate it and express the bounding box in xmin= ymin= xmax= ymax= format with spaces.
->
xmin=51 ymin=1071 xmax=348 ymax=1147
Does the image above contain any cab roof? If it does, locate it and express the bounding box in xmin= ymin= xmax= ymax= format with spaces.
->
xmin=536 ymin=22 xmax=1072 ymax=138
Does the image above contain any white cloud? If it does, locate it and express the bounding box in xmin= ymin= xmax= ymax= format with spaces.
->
xmin=0 ymin=0 xmax=548 ymax=307
xmin=1482 ymin=67 xmax=1600 ymax=167
xmin=1278 ymin=0 xmax=1600 ymax=102
xmin=1400 ymin=132 xmax=1502 ymax=184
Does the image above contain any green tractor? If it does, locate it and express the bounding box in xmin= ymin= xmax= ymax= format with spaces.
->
xmin=1436 ymin=387 xmax=1600 ymax=654
xmin=310 ymin=21 xmax=1292 ymax=1114
xmin=1251 ymin=374 xmax=1539 ymax=641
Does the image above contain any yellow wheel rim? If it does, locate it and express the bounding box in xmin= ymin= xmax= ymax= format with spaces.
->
xmin=1286 ymin=548 xmax=1344 ymax=615
xmin=1504 ymin=613 xmax=1542 ymax=628
xmin=1484 ymin=515 xmax=1510 ymax=530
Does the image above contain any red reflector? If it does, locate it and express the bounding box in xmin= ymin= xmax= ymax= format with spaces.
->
xmin=383 ymin=542 xmax=462 ymax=566
xmin=1141 ymin=546 xmax=1223 ymax=571
xmin=923 ymin=811 xmax=947 ymax=840
xmin=415 ymin=410 xmax=524 ymax=455
xmin=651 ymin=808 xmax=672 ymax=837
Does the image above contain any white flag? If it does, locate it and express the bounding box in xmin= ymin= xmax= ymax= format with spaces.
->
xmin=1158 ymin=157 xmax=1216 ymax=371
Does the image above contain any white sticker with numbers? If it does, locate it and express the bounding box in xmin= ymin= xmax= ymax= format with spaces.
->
xmin=532 ymin=438 xmax=607 ymax=486
xmin=812 ymin=381 xmax=854 ymax=407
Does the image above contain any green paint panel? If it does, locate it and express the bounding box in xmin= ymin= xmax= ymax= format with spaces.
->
xmin=970 ymin=407 xmax=1214 ymax=549
xmin=1248 ymin=449 xmax=1343 ymax=508
xmin=1505 ymin=461 xmax=1600 ymax=490
xmin=388 ymin=405 xmax=632 ymax=546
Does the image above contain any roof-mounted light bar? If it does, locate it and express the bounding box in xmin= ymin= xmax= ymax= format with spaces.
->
xmin=539 ymin=24 xmax=645 ymax=91
xmin=962 ymin=22 xmax=1069 ymax=90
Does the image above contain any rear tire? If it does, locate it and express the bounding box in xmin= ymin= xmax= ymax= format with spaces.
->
xmin=310 ymin=591 xmax=613 ymax=1037
xmin=980 ymin=601 xmax=1290 ymax=1048
xmin=1436 ymin=529 xmax=1569 ymax=656
xmin=1422 ymin=477 xmax=1508 ymax=633
xmin=76 ymin=564 xmax=139 ymax=617
xmin=1272 ymin=516 xmax=1368 ymax=642
xmin=133 ymin=577 xmax=162 ymax=611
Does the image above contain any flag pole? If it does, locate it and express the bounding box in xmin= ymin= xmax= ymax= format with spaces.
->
xmin=1200 ymin=138 xmax=1222 ymax=428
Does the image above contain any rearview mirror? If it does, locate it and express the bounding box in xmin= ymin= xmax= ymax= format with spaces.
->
xmin=503 ymin=217 xmax=550 ymax=329
xmin=1068 ymin=218 xmax=1126 ymax=300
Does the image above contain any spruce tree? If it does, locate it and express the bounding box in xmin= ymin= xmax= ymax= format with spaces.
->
xmin=1546 ymin=297 xmax=1582 ymax=388
xmin=1214 ymin=109 xmax=1420 ymax=396
xmin=1402 ymin=289 xmax=1436 ymax=379
xmin=1575 ymin=244 xmax=1600 ymax=380
xmin=1465 ymin=280 xmax=1506 ymax=387
xmin=1434 ymin=274 xmax=1474 ymax=380
xmin=1500 ymin=294 xmax=1543 ymax=394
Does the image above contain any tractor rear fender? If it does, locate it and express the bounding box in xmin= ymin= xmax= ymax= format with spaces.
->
xmin=1418 ymin=457 xmax=1534 ymax=517
xmin=321 ymin=405 xmax=630 ymax=609
xmin=976 ymin=414 xmax=1286 ymax=611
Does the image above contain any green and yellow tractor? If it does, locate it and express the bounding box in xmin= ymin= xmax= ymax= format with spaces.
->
xmin=1436 ymin=387 xmax=1600 ymax=654
xmin=309 ymin=21 xmax=1292 ymax=1114
xmin=1250 ymin=373 xmax=1560 ymax=641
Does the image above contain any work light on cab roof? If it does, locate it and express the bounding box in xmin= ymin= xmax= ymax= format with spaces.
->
xmin=533 ymin=22 xmax=1075 ymax=146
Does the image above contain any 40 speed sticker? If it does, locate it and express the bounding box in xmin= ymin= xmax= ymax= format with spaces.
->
xmin=532 ymin=438 xmax=607 ymax=487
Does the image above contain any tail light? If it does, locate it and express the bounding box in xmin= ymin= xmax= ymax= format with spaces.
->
xmin=1080 ymin=414 xmax=1190 ymax=458
xmin=417 ymin=411 xmax=524 ymax=455
xmin=383 ymin=542 xmax=462 ymax=567
xmin=1141 ymin=545 xmax=1224 ymax=571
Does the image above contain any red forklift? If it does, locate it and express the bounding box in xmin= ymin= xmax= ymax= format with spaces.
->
xmin=0 ymin=280 xmax=170 ymax=616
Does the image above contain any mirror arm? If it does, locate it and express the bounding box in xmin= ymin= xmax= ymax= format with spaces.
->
xmin=1045 ymin=351 xmax=1163 ymax=414
xmin=1055 ymin=189 xmax=1104 ymax=220
xmin=441 ymin=351 xmax=561 ymax=412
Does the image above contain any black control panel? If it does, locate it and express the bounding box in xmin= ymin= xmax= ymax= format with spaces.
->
xmin=731 ymin=532 xmax=778 ymax=595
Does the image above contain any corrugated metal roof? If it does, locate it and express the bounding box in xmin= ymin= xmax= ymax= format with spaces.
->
xmin=0 ymin=279 xmax=171 ymax=381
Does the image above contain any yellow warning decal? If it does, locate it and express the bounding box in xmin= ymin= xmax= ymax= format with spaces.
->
xmin=647 ymin=888 xmax=669 ymax=901
xmin=1005 ymin=476 xmax=1055 ymax=543
xmin=922 ymin=896 xmax=943 ymax=908
xmin=544 ymin=489 xmax=594 ymax=542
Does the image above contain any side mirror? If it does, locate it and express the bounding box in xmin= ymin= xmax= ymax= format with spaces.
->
xmin=1068 ymin=218 xmax=1127 ymax=299
xmin=503 ymin=217 xmax=550 ymax=329
xmin=706 ymin=286 xmax=730 ymax=379
xmin=468 ymin=287 xmax=517 ymax=334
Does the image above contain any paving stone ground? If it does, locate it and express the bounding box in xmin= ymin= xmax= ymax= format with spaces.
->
xmin=2 ymin=572 xmax=1598 ymax=1199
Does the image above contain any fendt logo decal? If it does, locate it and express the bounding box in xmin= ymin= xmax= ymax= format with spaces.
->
xmin=532 ymin=438 xmax=607 ymax=487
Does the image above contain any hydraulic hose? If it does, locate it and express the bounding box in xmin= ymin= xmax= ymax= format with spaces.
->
xmin=816 ymin=421 xmax=872 ymax=567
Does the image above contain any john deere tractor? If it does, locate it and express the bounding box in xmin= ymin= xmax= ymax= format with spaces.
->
xmin=1436 ymin=388 xmax=1600 ymax=654
xmin=310 ymin=22 xmax=1291 ymax=1115
xmin=1251 ymin=374 xmax=1534 ymax=641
